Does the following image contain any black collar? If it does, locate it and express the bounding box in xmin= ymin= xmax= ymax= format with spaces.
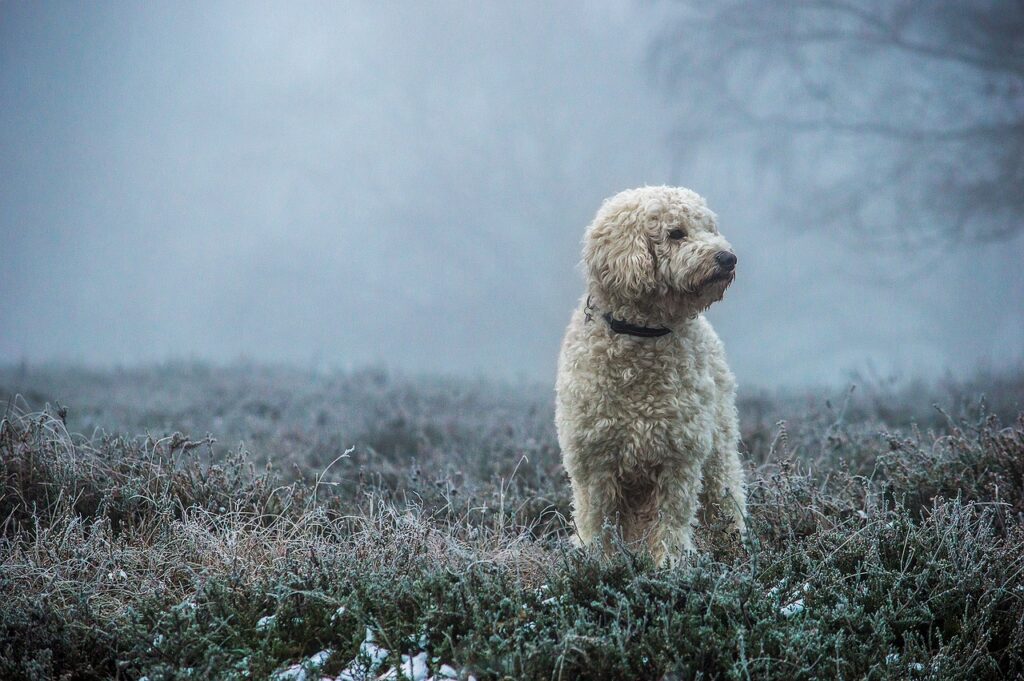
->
xmin=584 ymin=297 xmax=672 ymax=338
xmin=601 ymin=312 xmax=672 ymax=337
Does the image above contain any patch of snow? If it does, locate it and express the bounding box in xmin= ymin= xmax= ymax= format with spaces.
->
xmin=774 ymin=580 xmax=810 ymax=618
xmin=334 ymin=626 xmax=463 ymax=681
xmin=331 ymin=606 xmax=348 ymax=624
xmin=779 ymin=598 xmax=805 ymax=618
xmin=377 ymin=650 xmax=428 ymax=681
xmin=256 ymin=615 xmax=277 ymax=631
xmin=402 ymin=651 xmax=429 ymax=681
xmin=308 ymin=651 xmax=332 ymax=667
xmin=338 ymin=629 xmax=390 ymax=681
xmin=272 ymin=649 xmax=334 ymax=681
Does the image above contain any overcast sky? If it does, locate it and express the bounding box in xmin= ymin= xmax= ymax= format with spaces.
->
xmin=2 ymin=1 xmax=1021 ymax=388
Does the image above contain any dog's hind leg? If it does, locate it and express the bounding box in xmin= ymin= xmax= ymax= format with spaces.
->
xmin=700 ymin=447 xmax=747 ymax=536
xmin=700 ymin=395 xmax=747 ymax=536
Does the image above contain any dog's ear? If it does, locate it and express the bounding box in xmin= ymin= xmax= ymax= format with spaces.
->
xmin=583 ymin=203 xmax=656 ymax=302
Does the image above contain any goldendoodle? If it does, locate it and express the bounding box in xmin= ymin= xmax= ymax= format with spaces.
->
xmin=555 ymin=185 xmax=746 ymax=565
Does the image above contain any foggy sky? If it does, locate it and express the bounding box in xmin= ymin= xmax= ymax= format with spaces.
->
xmin=2 ymin=1 xmax=1021 ymax=388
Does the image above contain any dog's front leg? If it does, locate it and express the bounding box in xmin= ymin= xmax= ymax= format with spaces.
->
xmin=570 ymin=475 xmax=623 ymax=553
xmin=646 ymin=468 xmax=705 ymax=566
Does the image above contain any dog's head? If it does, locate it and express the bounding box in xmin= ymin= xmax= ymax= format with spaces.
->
xmin=583 ymin=186 xmax=736 ymax=319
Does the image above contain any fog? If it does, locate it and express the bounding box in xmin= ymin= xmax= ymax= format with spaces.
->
xmin=2 ymin=1 xmax=1021 ymax=388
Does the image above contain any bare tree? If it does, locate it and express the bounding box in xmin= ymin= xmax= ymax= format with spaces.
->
xmin=653 ymin=0 xmax=1024 ymax=242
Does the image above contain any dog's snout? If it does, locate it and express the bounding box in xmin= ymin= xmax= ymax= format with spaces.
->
xmin=715 ymin=251 xmax=737 ymax=271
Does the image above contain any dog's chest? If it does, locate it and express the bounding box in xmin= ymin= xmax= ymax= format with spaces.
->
xmin=575 ymin=338 xmax=719 ymax=470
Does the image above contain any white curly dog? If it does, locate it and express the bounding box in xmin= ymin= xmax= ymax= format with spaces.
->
xmin=555 ymin=186 xmax=747 ymax=565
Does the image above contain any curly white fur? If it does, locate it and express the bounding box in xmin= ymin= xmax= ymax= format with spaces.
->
xmin=555 ymin=186 xmax=747 ymax=565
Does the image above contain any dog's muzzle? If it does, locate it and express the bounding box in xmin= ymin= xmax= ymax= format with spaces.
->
xmin=701 ymin=251 xmax=737 ymax=286
xmin=715 ymin=251 xmax=737 ymax=272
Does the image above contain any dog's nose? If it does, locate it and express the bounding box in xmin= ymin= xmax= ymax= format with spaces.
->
xmin=715 ymin=251 xmax=737 ymax=271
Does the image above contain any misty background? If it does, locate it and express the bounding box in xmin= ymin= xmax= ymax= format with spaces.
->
xmin=2 ymin=1 xmax=1021 ymax=388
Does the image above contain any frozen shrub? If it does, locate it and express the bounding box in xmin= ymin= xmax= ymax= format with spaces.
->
xmin=1 ymin=365 xmax=1022 ymax=679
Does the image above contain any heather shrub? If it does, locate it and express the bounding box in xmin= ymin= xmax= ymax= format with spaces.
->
xmin=1 ymin=365 xmax=1021 ymax=679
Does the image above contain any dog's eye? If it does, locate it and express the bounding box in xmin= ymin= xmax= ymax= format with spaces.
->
xmin=668 ymin=228 xmax=686 ymax=240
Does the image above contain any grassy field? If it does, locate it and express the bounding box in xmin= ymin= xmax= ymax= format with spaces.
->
xmin=1 ymin=363 xmax=1023 ymax=680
